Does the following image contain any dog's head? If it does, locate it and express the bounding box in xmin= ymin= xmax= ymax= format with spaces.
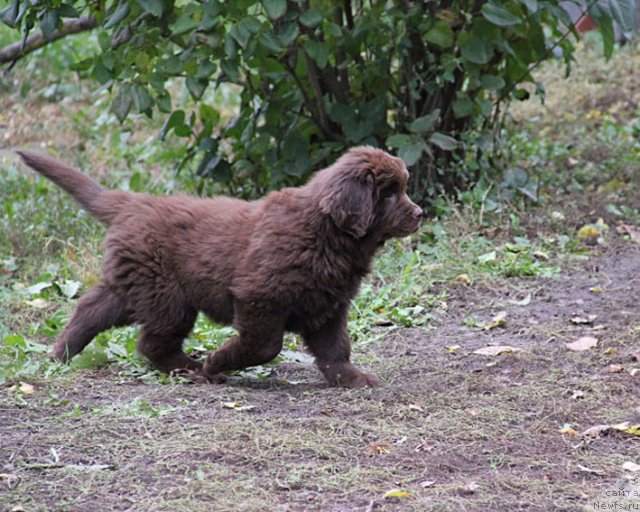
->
xmin=314 ymin=146 xmax=423 ymax=240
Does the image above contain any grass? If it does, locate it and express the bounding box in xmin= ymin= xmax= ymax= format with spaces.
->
xmin=2 ymin=34 xmax=640 ymax=511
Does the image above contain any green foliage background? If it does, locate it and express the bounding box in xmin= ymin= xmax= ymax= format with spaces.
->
xmin=0 ymin=0 xmax=636 ymax=203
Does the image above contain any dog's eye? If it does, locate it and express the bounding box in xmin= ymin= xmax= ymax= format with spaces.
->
xmin=380 ymin=183 xmax=399 ymax=199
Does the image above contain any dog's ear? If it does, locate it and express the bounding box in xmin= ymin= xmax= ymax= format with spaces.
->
xmin=319 ymin=172 xmax=375 ymax=238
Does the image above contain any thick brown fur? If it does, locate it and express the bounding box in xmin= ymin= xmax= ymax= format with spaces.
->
xmin=17 ymin=147 xmax=423 ymax=387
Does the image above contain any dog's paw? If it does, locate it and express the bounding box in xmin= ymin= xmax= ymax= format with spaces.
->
xmin=49 ymin=348 xmax=71 ymax=363
xmin=169 ymin=368 xmax=212 ymax=384
xmin=334 ymin=368 xmax=380 ymax=388
xmin=204 ymin=371 xmax=227 ymax=384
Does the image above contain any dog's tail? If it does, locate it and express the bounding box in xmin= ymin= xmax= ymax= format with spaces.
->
xmin=16 ymin=150 xmax=120 ymax=226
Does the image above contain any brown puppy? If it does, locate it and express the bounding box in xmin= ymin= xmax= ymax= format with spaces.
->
xmin=17 ymin=147 xmax=423 ymax=387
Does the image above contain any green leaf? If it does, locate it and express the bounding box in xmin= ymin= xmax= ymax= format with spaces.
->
xmin=262 ymin=0 xmax=286 ymax=20
xmin=259 ymin=32 xmax=285 ymax=54
xmin=0 ymin=0 xmax=19 ymax=28
xmin=131 ymin=84 xmax=153 ymax=113
xmin=480 ymin=74 xmax=505 ymax=91
xmin=25 ymin=281 xmax=53 ymax=295
xmin=201 ymin=0 xmax=221 ymax=30
xmin=58 ymin=4 xmax=80 ymax=18
xmin=424 ymin=21 xmax=454 ymax=48
xmin=386 ymin=134 xmax=428 ymax=166
xmin=128 ymin=172 xmax=144 ymax=192
xmin=104 ymin=1 xmax=130 ymax=29
xmin=71 ymin=57 xmax=94 ymax=72
xmin=399 ymin=140 xmax=428 ymax=166
xmin=111 ymin=83 xmax=132 ymax=123
xmin=57 ymin=280 xmax=81 ymax=299
xmin=156 ymin=91 xmax=172 ymax=113
xmin=452 ymin=97 xmax=474 ymax=118
xmin=304 ymin=39 xmax=329 ymax=69
xmin=326 ymin=22 xmax=342 ymax=37
xmin=299 ymin=9 xmax=322 ymax=28
xmin=172 ymin=15 xmax=200 ymax=36
xmin=608 ymin=0 xmax=636 ymax=38
xmin=159 ymin=110 xmax=186 ymax=140
xmin=197 ymin=155 xmax=232 ymax=182
xmin=429 ymin=132 xmax=459 ymax=151
xmin=386 ymin=134 xmax=411 ymax=148
xmin=460 ymin=34 xmax=492 ymax=64
xmin=545 ymin=4 xmax=573 ymax=28
xmin=199 ymin=104 xmax=220 ymax=125
xmin=135 ymin=0 xmax=163 ymax=17
xmin=93 ymin=61 xmax=113 ymax=84
xmin=408 ymin=109 xmax=440 ymax=133
xmin=39 ymin=10 xmax=59 ymax=39
xmin=481 ymin=2 xmax=521 ymax=27
xmin=521 ymin=0 xmax=538 ymax=14
xmin=230 ymin=16 xmax=262 ymax=48
xmin=278 ymin=22 xmax=299 ymax=46
xmin=186 ymin=76 xmax=209 ymax=99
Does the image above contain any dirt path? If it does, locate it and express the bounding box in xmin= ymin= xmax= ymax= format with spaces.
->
xmin=1 ymin=241 xmax=639 ymax=512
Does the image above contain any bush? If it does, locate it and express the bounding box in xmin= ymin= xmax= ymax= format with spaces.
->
xmin=1 ymin=0 xmax=636 ymax=204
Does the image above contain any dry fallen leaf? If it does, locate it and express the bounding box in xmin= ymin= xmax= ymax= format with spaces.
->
xmin=617 ymin=224 xmax=640 ymax=244
xmin=455 ymin=274 xmax=471 ymax=285
xmin=482 ymin=311 xmax=507 ymax=330
xmin=19 ymin=382 xmax=35 ymax=394
xmin=560 ymin=424 xmax=579 ymax=436
xmin=608 ymin=364 xmax=624 ymax=373
xmin=577 ymin=224 xmax=600 ymax=241
xmin=565 ymin=336 xmax=598 ymax=352
xmin=383 ymin=489 xmax=410 ymax=499
xmin=371 ymin=441 xmax=391 ymax=455
xmin=581 ymin=424 xmax=610 ymax=437
xmin=576 ymin=464 xmax=605 ymax=475
xmin=420 ymin=480 xmax=436 ymax=488
xmin=590 ymin=286 xmax=603 ymax=294
xmin=570 ymin=314 xmax=597 ymax=325
xmin=622 ymin=461 xmax=640 ymax=472
xmin=462 ymin=481 xmax=480 ymax=494
xmin=222 ymin=401 xmax=256 ymax=412
xmin=581 ymin=422 xmax=640 ymax=438
xmin=508 ymin=294 xmax=532 ymax=306
xmin=408 ymin=404 xmax=424 ymax=412
xmin=9 ymin=382 xmax=35 ymax=394
xmin=533 ymin=250 xmax=549 ymax=261
xmin=473 ymin=345 xmax=523 ymax=356
xmin=613 ymin=422 xmax=640 ymax=436
xmin=445 ymin=345 xmax=461 ymax=352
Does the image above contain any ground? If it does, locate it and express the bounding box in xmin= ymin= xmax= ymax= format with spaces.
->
xmin=3 ymin=240 xmax=640 ymax=512
xmin=1 ymin=39 xmax=640 ymax=512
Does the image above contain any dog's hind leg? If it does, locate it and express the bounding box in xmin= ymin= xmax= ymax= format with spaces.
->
xmin=137 ymin=310 xmax=201 ymax=373
xmin=202 ymin=303 xmax=284 ymax=382
xmin=51 ymin=284 xmax=131 ymax=362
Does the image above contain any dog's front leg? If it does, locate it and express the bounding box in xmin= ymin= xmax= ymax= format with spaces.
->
xmin=202 ymin=303 xmax=284 ymax=382
xmin=303 ymin=304 xmax=380 ymax=388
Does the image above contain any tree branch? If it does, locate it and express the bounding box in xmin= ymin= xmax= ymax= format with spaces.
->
xmin=0 ymin=16 xmax=98 ymax=65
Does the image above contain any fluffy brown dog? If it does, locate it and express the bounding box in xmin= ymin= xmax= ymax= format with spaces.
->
xmin=17 ymin=147 xmax=423 ymax=387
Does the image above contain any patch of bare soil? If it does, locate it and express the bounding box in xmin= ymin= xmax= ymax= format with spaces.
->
xmin=1 ymin=238 xmax=639 ymax=512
